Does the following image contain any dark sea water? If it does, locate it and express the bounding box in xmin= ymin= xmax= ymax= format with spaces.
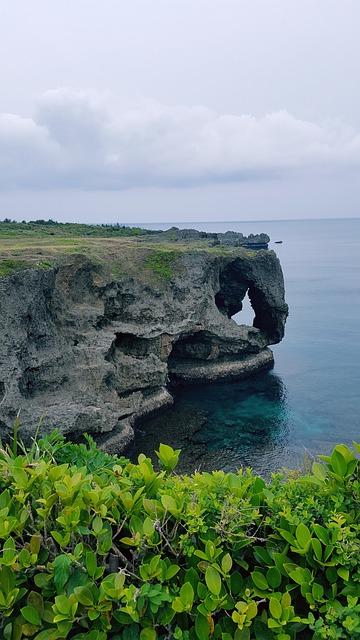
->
xmin=131 ymin=219 xmax=360 ymax=475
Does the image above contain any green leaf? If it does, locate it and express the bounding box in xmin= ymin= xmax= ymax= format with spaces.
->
xmin=268 ymin=618 xmax=281 ymax=629
xmin=234 ymin=629 xmax=250 ymax=640
xmin=312 ymin=583 xmax=324 ymax=600
xmin=288 ymin=567 xmax=312 ymax=586
xmin=278 ymin=529 xmax=296 ymax=545
xmin=74 ymin=585 xmax=94 ymax=606
xmin=34 ymin=573 xmax=51 ymax=589
xmin=86 ymin=551 xmax=97 ymax=578
xmin=34 ymin=632 xmax=58 ymax=640
xmin=326 ymin=567 xmax=338 ymax=584
xmin=195 ymin=613 xmax=210 ymax=640
xmin=29 ymin=534 xmax=41 ymax=555
xmin=281 ymin=592 xmax=291 ymax=608
xmin=205 ymin=541 xmax=216 ymax=560
xmin=269 ymin=597 xmax=282 ymax=620
xmin=27 ymin=592 xmax=44 ymax=617
xmin=230 ymin=571 xmax=244 ymax=595
xmin=180 ymin=581 xmax=194 ymax=607
xmin=311 ymin=538 xmax=322 ymax=561
xmin=53 ymin=594 xmax=72 ymax=615
xmin=51 ymin=530 xmax=64 ymax=546
xmin=3 ymin=623 xmax=12 ymax=640
xmin=140 ymin=629 xmax=156 ymax=640
xmin=330 ymin=448 xmax=347 ymax=477
xmin=312 ymin=461 xmax=327 ymax=481
xmin=295 ymin=523 xmax=311 ymax=548
xmin=205 ymin=566 xmax=221 ymax=596
xmin=251 ymin=571 xmax=269 ymax=591
xmin=143 ymin=517 xmax=155 ymax=536
xmin=266 ymin=566 xmax=281 ymax=589
xmin=155 ymin=443 xmax=180 ymax=471
xmin=166 ymin=564 xmax=180 ymax=580
xmin=221 ymin=553 xmax=232 ymax=574
xmin=20 ymin=605 xmax=41 ymax=626
xmin=172 ymin=597 xmax=185 ymax=613
xmin=335 ymin=444 xmax=354 ymax=463
xmin=54 ymin=554 xmax=72 ymax=592
xmin=313 ymin=524 xmax=329 ymax=545
xmin=253 ymin=546 xmax=272 ymax=566
xmin=161 ymin=494 xmax=178 ymax=513
xmin=338 ymin=567 xmax=349 ymax=581
xmin=92 ymin=516 xmax=103 ymax=534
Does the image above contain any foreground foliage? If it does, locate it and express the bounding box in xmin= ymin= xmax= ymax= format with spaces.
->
xmin=0 ymin=432 xmax=359 ymax=640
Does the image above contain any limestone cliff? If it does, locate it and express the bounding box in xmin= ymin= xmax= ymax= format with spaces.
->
xmin=0 ymin=230 xmax=288 ymax=451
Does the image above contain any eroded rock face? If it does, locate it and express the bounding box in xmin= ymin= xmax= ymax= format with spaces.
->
xmin=0 ymin=242 xmax=288 ymax=450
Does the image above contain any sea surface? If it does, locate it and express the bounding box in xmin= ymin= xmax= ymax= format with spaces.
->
xmin=130 ymin=218 xmax=360 ymax=475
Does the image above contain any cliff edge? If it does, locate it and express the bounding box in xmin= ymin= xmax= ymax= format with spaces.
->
xmin=0 ymin=227 xmax=288 ymax=451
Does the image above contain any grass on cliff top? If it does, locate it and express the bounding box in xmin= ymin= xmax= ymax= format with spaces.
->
xmin=0 ymin=220 xmax=259 ymax=280
xmin=0 ymin=220 xmax=154 ymax=239
xmin=145 ymin=249 xmax=179 ymax=280
xmin=0 ymin=258 xmax=53 ymax=278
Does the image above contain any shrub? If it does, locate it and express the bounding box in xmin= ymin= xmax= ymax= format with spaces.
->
xmin=0 ymin=435 xmax=359 ymax=639
xmin=34 ymin=431 xmax=128 ymax=474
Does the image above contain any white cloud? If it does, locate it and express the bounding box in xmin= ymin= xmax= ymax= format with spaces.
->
xmin=1 ymin=88 xmax=360 ymax=190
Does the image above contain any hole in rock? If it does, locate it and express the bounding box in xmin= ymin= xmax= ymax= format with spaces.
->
xmin=168 ymin=331 xmax=216 ymax=365
xmin=106 ymin=333 xmax=155 ymax=361
xmin=231 ymin=291 xmax=255 ymax=327
xmin=215 ymin=260 xmax=255 ymax=326
xmin=0 ymin=381 xmax=5 ymax=403
xmin=215 ymin=285 xmax=255 ymax=327
xmin=215 ymin=257 xmax=284 ymax=343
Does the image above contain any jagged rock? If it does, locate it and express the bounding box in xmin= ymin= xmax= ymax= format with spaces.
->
xmin=160 ymin=227 xmax=270 ymax=248
xmin=0 ymin=233 xmax=288 ymax=450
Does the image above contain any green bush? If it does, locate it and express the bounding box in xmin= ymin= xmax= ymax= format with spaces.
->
xmin=34 ymin=431 xmax=128 ymax=474
xmin=0 ymin=433 xmax=359 ymax=639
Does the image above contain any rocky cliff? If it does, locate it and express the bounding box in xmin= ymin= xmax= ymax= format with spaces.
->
xmin=0 ymin=230 xmax=288 ymax=451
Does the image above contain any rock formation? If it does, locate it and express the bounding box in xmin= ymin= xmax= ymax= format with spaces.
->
xmin=0 ymin=230 xmax=288 ymax=451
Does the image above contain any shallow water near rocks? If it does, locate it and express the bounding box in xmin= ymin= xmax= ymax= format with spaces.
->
xmin=130 ymin=218 xmax=360 ymax=475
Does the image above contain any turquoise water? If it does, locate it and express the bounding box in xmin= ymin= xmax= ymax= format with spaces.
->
xmin=131 ymin=219 xmax=360 ymax=474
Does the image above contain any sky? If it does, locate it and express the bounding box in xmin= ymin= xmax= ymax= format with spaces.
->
xmin=1 ymin=0 xmax=360 ymax=223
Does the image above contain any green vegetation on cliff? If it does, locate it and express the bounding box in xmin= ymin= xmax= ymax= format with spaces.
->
xmin=0 ymin=220 xmax=259 ymax=281
xmin=0 ymin=220 xmax=153 ymax=239
xmin=0 ymin=431 xmax=359 ymax=639
xmin=145 ymin=250 xmax=179 ymax=280
xmin=0 ymin=220 xmax=157 ymax=278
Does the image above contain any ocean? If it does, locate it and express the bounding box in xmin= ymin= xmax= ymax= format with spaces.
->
xmin=130 ymin=218 xmax=360 ymax=475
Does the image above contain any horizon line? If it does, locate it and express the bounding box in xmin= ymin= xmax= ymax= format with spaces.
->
xmin=2 ymin=215 xmax=360 ymax=225
xmin=123 ymin=216 xmax=360 ymax=224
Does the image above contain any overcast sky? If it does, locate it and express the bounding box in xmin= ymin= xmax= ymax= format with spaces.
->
xmin=1 ymin=0 xmax=360 ymax=223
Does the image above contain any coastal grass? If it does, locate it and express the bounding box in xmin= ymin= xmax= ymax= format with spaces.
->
xmin=0 ymin=220 xmax=261 ymax=281
xmin=0 ymin=429 xmax=359 ymax=639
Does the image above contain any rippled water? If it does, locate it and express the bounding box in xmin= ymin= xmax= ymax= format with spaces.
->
xmin=130 ymin=218 xmax=360 ymax=474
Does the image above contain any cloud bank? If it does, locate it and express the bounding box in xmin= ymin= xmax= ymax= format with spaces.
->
xmin=1 ymin=88 xmax=360 ymax=191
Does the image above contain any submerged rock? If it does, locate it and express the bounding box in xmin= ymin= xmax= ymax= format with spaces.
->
xmin=0 ymin=231 xmax=288 ymax=450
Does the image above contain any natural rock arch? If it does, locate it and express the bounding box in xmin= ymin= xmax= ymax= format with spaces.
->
xmin=215 ymin=256 xmax=287 ymax=343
